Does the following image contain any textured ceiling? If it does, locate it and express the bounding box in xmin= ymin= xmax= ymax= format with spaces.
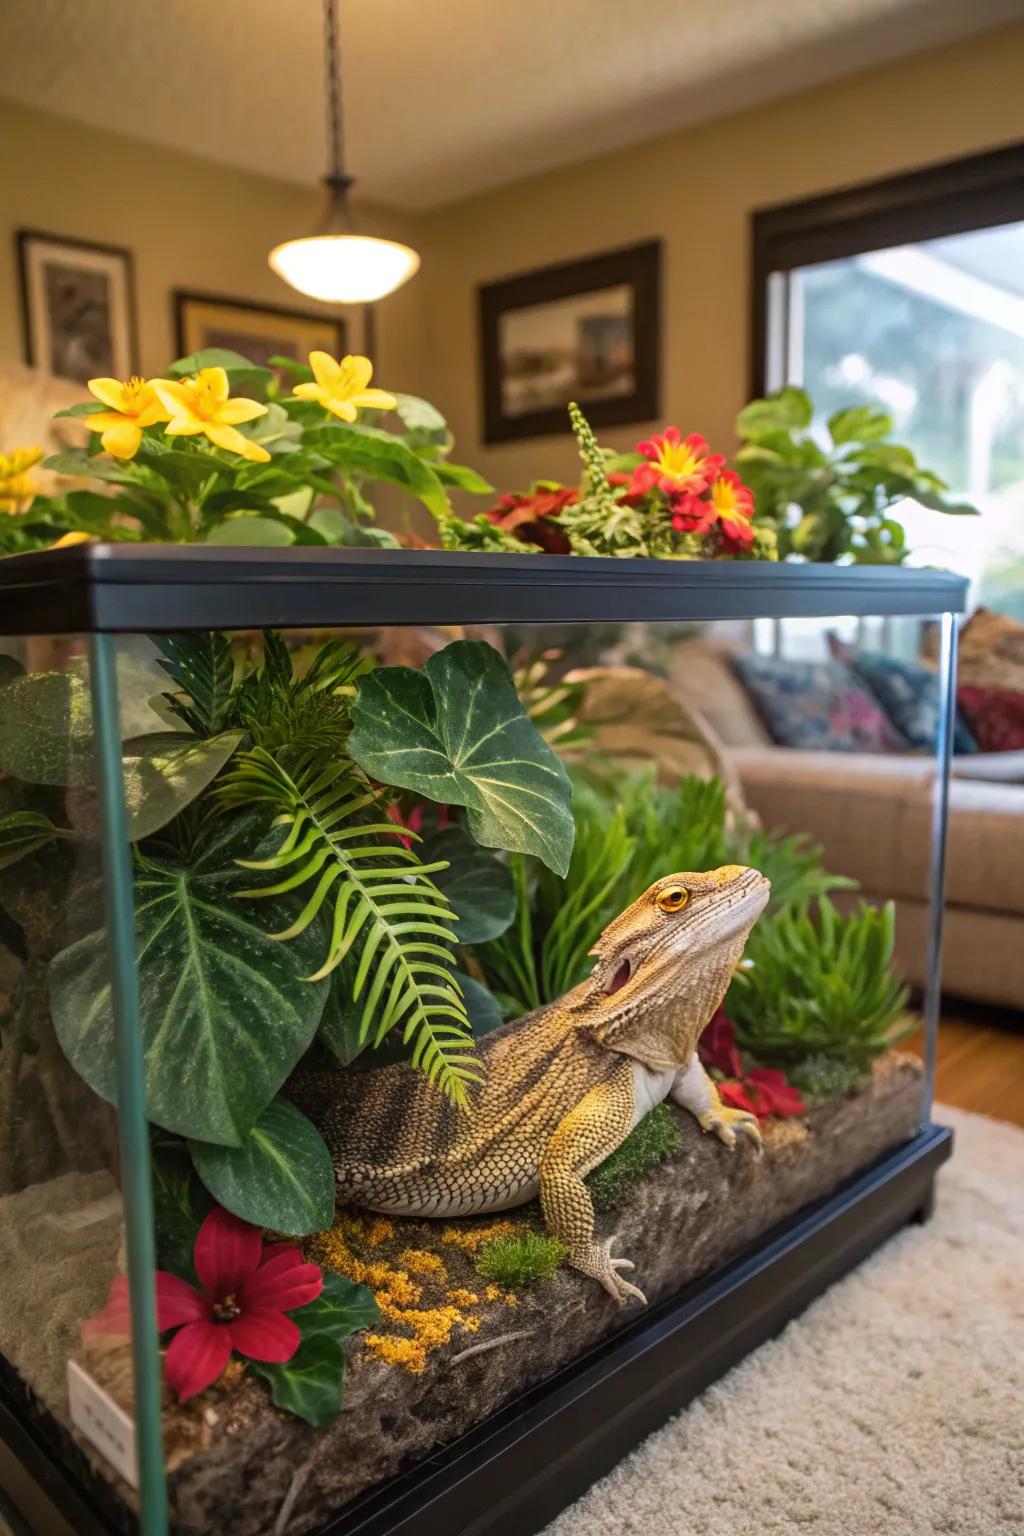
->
xmin=0 ymin=0 xmax=1019 ymax=211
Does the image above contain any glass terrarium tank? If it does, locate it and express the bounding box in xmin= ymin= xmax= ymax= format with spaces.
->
xmin=0 ymin=547 xmax=962 ymax=1536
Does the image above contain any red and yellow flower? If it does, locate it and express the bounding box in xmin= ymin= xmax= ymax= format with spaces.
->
xmin=630 ymin=428 xmax=724 ymax=497
xmin=707 ymin=469 xmax=756 ymax=551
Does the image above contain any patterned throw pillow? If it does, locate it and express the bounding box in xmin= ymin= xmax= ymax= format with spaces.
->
xmin=956 ymin=685 xmax=1024 ymax=753
xmin=731 ymin=656 xmax=908 ymax=753
xmin=847 ymin=651 xmax=978 ymax=755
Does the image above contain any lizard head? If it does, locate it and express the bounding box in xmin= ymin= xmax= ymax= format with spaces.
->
xmin=573 ymin=865 xmax=771 ymax=1070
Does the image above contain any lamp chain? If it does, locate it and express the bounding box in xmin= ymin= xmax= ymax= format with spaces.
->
xmin=323 ymin=0 xmax=346 ymax=182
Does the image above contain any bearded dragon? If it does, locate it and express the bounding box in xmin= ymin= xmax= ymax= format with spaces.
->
xmin=290 ymin=865 xmax=770 ymax=1305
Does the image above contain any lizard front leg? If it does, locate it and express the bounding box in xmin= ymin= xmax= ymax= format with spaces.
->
xmin=538 ymin=1063 xmax=647 ymax=1307
xmin=671 ymin=1054 xmax=762 ymax=1150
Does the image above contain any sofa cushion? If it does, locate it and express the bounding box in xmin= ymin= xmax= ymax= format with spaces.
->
xmin=846 ymin=650 xmax=977 ymax=755
xmin=732 ymin=656 xmax=907 ymax=753
xmin=956 ymin=685 xmax=1024 ymax=753
xmin=667 ymin=639 xmax=773 ymax=748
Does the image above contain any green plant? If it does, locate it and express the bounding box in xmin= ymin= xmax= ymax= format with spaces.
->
xmin=727 ymin=897 xmax=913 ymax=1068
xmin=475 ymin=1231 xmax=566 ymax=1288
xmin=586 ymin=1104 xmax=682 ymax=1212
xmin=736 ymin=386 xmax=978 ymax=564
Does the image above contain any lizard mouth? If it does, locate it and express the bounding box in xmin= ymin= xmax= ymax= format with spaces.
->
xmin=606 ymin=958 xmax=632 ymax=994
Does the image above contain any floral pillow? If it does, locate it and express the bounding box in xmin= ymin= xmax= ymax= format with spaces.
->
xmin=846 ymin=650 xmax=978 ymax=756
xmin=956 ymin=685 xmax=1024 ymax=753
xmin=732 ymin=656 xmax=908 ymax=753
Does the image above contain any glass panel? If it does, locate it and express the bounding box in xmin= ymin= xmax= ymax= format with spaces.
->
xmin=785 ymin=221 xmax=1024 ymax=611
xmin=0 ymin=613 xmax=950 ymax=1532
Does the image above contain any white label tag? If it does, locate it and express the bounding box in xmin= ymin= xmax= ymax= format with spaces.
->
xmin=67 ymin=1359 xmax=138 ymax=1488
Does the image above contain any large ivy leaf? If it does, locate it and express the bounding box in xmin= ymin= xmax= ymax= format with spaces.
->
xmin=252 ymin=1336 xmax=346 ymax=1427
xmin=305 ymin=422 xmax=450 ymax=520
xmin=121 ymin=730 xmax=242 ymax=842
xmin=50 ymin=812 xmax=329 ymax=1146
xmin=188 ymin=1095 xmax=335 ymax=1235
xmin=349 ymin=641 xmax=574 ymax=876
xmin=420 ymin=825 xmax=515 ymax=943
xmin=0 ymin=673 xmax=94 ymax=785
xmin=296 ymin=1272 xmax=380 ymax=1341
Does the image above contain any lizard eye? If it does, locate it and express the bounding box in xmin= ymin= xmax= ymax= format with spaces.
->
xmin=657 ymin=887 xmax=689 ymax=913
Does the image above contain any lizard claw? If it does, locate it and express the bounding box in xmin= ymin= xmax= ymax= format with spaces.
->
xmin=587 ymin=1235 xmax=648 ymax=1307
xmin=700 ymin=1106 xmax=763 ymax=1153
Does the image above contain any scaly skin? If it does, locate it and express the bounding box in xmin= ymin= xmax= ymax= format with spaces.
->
xmin=289 ymin=865 xmax=770 ymax=1305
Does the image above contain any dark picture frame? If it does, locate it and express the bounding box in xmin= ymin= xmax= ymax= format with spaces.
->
xmin=173 ymin=290 xmax=353 ymax=369
xmin=479 ymin=241 xmax=662 ymax=443
xmin=17 ymin=229 xmax=138 ymax=384
xmin=749 ymin=141 xmax=1024 ymax=396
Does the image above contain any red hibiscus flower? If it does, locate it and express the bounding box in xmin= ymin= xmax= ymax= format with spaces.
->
xmin=633 ymin=428 xmax=725 ymax=496
xmin=83 ymin=1207 xmax=323 ymax=1401
xmin=719 ymin=1079 xmax=759 ymax=1116
xmin=746 ymin=1067 xmax=806 ymax=1119
xmin=484 ymin=486 xmax=576 ymax=553
xmin=698 ymin=1006 xmax=743 ymax=1078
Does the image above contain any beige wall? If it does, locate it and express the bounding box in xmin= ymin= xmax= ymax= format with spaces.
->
xmin=0 ymin=100 xmax=425 ymax=394
xmin=418 ymin=19 xmax=1024 ymax=499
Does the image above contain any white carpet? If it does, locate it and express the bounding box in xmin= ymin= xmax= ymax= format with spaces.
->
xmin=545 ymin=1106 xmax=1024 ymax=1536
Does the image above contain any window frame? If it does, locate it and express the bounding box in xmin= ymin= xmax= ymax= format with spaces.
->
xmin=749 ymin=141 xmax=1024 ymax=397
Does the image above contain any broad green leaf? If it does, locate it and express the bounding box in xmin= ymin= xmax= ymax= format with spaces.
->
xmin=349 ymin=641 xmax=574 ymax=876
xmin=167 ymin=349 xmax=275 ymax=396
xmin=241 ymin=402 xmax=303 ymax=455
xmin=50 ymin=812 xmax=330 ymax=1146
xmin=827 ymin=404 xmax=892 ymax=445
xmin=252 ymin=1335 xmax=346 ymax=1427
xmin=273 ymin=487 xmax=315 ymax=520
xmin=53 ymin=401 xmax=108 ymax=419
xmin=420 ymin=826 xmax=515 ymax=943
xmin=907 ymin=487 xmax=980 ymax=516
xmin=308 ymin=506 xmax=399 ymax=547
xmin=44 ymin=450 xmax=164 ymax=492
xmin=151 ymin=1141 xmax=214 ymax=1283
xmin=736 ymin=387 xmax=812 ymax=439
xmin=121 ymin=730 xmax=243 ymax=842
xmin=204 ymin=516 xmax=296 ymax=546
xmin=0 ymin=673 xmax=94 ymax=785
xmin=189 ymin=1095 xmax=335 ymax=1235
xmin=432 ymin=461 xmax=495 ymax=495
xmin=0 ymin=810 xmax=67 ymax=869
xmin=390 ymin=393 xmax=447 ymax=434
xmin=305 ymin=423 xmax=451 ymax=520
xmin=294 ymin=1271 xmax=379 ymax=1342
xmin=456 ymin=967 xmax=504 ymax=1036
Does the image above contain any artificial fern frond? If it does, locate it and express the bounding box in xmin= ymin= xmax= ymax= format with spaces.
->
xmin=219 ymin=747 xmax=480 ymax=1104
xmin=154 ymin=632 xmax=235 ymax=736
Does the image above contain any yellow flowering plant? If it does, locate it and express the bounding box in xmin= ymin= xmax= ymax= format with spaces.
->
xmin=1 ymin=346 xmax=492 ymax=555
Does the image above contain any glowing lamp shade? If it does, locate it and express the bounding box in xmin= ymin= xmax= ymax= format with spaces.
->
xmin=268 ymin=233 xmax=421 ymax=305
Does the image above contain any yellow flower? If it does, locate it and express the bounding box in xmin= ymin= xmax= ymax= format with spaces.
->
xmin=293 ymin=353 xmax=396 ymax=422
xmin=0 ymin=446 xmax=44 ymax=513
xmin=49 ymin=531 xmax=94 ymax=549
xmin=85 ymin=377 xmax=170 ymax=460
xmin=153 ymin=368 xmax=270 ymax=463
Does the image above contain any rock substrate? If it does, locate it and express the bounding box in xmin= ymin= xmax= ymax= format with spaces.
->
xmin=0 ymin=1054 xmax=925 ymax=1535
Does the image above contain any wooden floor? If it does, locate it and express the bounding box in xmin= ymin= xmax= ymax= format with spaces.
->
xmin=909 ymin=1003 xmax=1024 ymax=1128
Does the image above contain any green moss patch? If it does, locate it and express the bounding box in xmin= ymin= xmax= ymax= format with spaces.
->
xmin=475 ymin=1231 xmax=566 ymax=1288
xmin=586 ymin=1104 xmax=682 ymax=1212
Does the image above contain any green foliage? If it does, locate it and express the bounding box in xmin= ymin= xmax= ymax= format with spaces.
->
xmin=150 ymin=1141 xmax=214 ymax=1283
xmin=742 ymin=828 xmax=857 ymax=915
xmin=349 ymin=641 xmax=575 ymax=877
xmin=727 ymin=898 xmax=912 ymax=1068
xmin=586 ymin=1105 xmax=682 ymax=1212
xmin=217 ymin=749 xmax=479 ymax=1105
xmin=736 ymin=385 xmax=979 ymax=564
xmin=252 ymin=1272 xmax=379 ymax=1427
xmin=787 ymin=1055 xmax=866 ymax=1101
xmin=0 ymin=810 xmax=68 ymax=869
xmin=419 ymin=826 xmax=516 ymax=945
xmin=188 ymin=1095 xmax=335 ymax=1235
xmin=475 ymin=1231 xmax=566 ymax=1288
xmin=0 ymin=672 xmax=94 ymax=785
xmin=120 ymin=731 xmax=243 ymax=842
xmin=155 ymin=632 xmax=236 ymax=735
xmin=50 ymin=812 xmax=331 ymax=1146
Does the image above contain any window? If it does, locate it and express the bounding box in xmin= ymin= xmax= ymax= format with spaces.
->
xmin=752 ymin=145 xmax=1024 ymax=616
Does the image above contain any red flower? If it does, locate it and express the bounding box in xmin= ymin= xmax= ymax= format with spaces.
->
xmin=83 ymin=1207 xmax=323 ymax=1402
xmin=634 ymin=428 xmax=725 ymax=496
xmin=484 ymin=486 xmax=576 ymax=553
xmin=386 ymin=800 xmax=450 ymax=849
xmin=707 ymin=470 xmax=756 ymax=551
xmin=669 ymin=491 xmax=716 ymax=537
xmin=746 ymin=1067 xmax=806 ymax=1119
xmin=719 ymin=1080 xmax=759 ymax=1116
xmin=607 ymin=470 xmax=648 ymax=509
xmin=699 ymin=1006 xmax=743 ymax=1078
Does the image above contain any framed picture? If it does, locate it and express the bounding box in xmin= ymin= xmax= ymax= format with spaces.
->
xmin=174 ymin=291 xmax=352 ymax=370
xmin=479 ymin=241 xmax=661 ymax=443
xmin=17 ymin=230 xmax=138 ymax=384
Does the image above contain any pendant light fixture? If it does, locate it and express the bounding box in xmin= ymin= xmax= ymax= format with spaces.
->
xmin=269 ymin=0 xmax=420 ymax=304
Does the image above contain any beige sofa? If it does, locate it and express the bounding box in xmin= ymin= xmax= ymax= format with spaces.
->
xmin=670 ymin=640 xmax=1024 ymax=1011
